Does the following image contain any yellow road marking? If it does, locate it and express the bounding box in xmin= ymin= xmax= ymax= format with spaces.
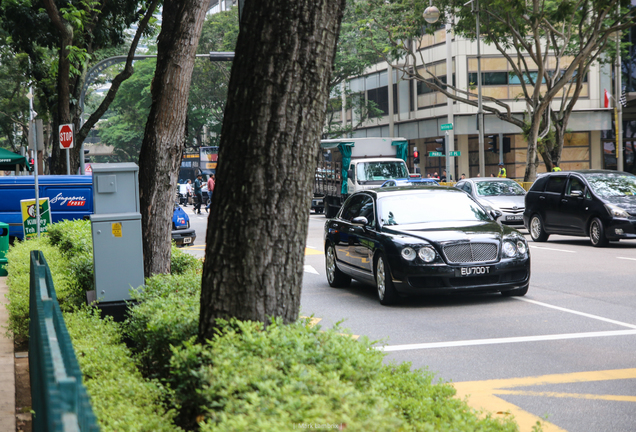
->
xmin=454 ymin=368 xmax=636 ymax=432
xmin=497 ymin=390 xmax=636 ymax=403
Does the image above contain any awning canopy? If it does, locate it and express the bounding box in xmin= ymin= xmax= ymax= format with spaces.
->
xmin=0 ymin=148 xmax=31 ymax=171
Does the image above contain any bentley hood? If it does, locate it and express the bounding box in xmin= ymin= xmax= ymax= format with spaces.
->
xmin=383 ymin=220 xmax=511 ymax=244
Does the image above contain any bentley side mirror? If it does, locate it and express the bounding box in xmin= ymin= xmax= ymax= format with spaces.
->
xmin=351 ymin=216 xmax=369 ymax=226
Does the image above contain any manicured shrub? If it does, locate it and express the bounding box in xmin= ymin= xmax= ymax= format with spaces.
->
xmin=48 ymin=219 xmax=93 ymax=256
xmin=168 ymin=318 xmax=518 ymax=432
xmin=5 ymin=237 xmax=74 ymax=341
xmin=377 ymin=362 xmax=517 ymax=432
xmin=126 ymin=272 xmax=201 ymax=380
xmin=48 ymin=219 xmax=94 ymax=295
xmin=169 ymin=319 xmax=400 ymax=431
xmin=64 ymin=307 xmax=183 ymax=432
xmin=171 ymin=244 xmax=202 ymax=274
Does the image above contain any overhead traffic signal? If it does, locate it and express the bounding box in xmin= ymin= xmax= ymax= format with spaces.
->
xmin=487 ymin=135 xmax=498 ymax=153
xmin=434 ymin=138 xmax=445 ymax=153
xmin=503 ymin=137 xmax=511 ymax=153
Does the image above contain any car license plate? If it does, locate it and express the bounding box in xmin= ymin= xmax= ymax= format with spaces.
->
xmin=506 ymin=215 xmax=523 ymax=221
xmin=183 ymin=237 xmax=192 ymax=244
xmin=456 ymin=266 xmax=491 ymax=277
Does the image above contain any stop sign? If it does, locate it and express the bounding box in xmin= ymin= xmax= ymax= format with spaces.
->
xmin=59 ymin=124 xmax=74 ymax=149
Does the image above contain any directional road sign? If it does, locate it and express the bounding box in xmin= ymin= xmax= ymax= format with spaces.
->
xmin=441 ymin=123 xmax=453 ymax=131
xmin=429 ymin=151 xmax=443 ymax=157
xmin=449 ymin=151 xmax=461 ymax=156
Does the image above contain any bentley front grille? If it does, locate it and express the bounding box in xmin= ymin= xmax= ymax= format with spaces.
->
xmin=443 ymin=243 xmax=498 ymax=264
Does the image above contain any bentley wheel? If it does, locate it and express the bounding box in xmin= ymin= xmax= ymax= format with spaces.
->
xmin=325 ymin=243 xmax=350 ymax=288
xmin=375 ymin=254 xmax=398 ymax=305
xmin=529 ymin=214 xmax=549 ymax=242
xmin=589 ymin=217 xmax=608 ymax=247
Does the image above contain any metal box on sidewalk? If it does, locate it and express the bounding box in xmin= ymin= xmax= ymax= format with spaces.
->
xmin=89 ymin=163 xmax=144 ymax=312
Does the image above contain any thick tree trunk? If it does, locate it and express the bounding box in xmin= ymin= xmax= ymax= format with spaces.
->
xmin=199 ymin=0 xmax=346 ymax=339
xmin=43 ymin=0 xmax=75 ymax=175
xmin=138 ymin=0 xmax=209 ymax=277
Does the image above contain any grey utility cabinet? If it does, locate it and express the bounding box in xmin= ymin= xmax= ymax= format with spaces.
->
xmin=90 ymin=163 xmax=144 ymax=305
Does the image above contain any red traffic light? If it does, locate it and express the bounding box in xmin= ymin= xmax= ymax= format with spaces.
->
xmin=413 ymin=150 xmax=419 ymax=158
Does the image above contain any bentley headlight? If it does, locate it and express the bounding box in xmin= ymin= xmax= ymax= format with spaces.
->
xmin=516 ymin=240 xmax=527 ymax=255
xmin=418 ymin=246 xmax=436 ymax=263
xmin=605 ymin=204 xmax=629 ymax=218
xmin=502 ymin=241 xmax=517 ymax=257
xmin=401 ymin=247 xmax=417 ymax=261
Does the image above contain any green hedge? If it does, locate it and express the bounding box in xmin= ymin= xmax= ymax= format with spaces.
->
xmin=64 ymin=308 xmax=183 ymax=432
xmin=127 ymin=272 xmax=201 ymax=380
xmin=166 ymin=319 xmax=518 ymax=432
xmin=5 ymin=237 xmax=77 ymax=340
xmin=170 ymin=243 xmax=203 ymax=274
xmin=48 ymin=219 xmax=95 ymax=294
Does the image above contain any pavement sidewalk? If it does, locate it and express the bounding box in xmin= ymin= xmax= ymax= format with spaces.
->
xmin=0 ymin=276 xmax=15 ymax=431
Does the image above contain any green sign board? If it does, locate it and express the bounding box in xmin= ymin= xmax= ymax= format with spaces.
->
xmin=20 ymin=198 xmax=52 ymax=238
xmin=429 ymin=151 xmax=443 ymax=157
xmin=440 ymin=123 xmax=453 ymax=131
xmin=449 ymin=151 xmax=461 ymax=156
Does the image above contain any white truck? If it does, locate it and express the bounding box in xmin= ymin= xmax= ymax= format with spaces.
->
xmin=313 ymin=137 xmax=410 ymax=217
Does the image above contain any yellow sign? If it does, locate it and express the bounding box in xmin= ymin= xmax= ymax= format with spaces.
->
xmin=20 ymin=198 xmax=52 ymax=239
xmin=111 ymin=222 xmax=122 ymax=238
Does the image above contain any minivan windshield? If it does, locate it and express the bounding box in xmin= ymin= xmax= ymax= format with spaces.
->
xmin=356 ymin=162 xmax=408 ymax=182
xmin=585 ymin=173 xmax=636 ymax=198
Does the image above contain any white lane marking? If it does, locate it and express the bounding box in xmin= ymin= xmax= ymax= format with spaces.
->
xmin=380 ymin=330 xmax=636 ymax=352
xmin=306 ymin=245 xmax=318 ymax=249
xmin=529 ymin=245 xmax=576 ymax=253
xmin=514 ymin=297 xmax=636 ymax=329
xmin=304 ymin=265 xmax=319 ymax=275
xmin=617 ymin=257 xmax=636 ymax=261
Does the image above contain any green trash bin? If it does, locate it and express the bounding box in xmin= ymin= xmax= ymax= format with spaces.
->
xmin=0 ymin=222 xmax=8 ymax=276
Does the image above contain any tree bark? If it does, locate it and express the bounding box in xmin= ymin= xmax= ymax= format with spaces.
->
xmin=42 ymin=0 xmax=73 ymax=174
xmin=138 ymin=0 xmax=209 ymax=277
xmin=199 ymin=0 xmax=346 ymax=339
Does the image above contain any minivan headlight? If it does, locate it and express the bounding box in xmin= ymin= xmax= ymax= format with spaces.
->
xmin=605 ymin=204 xmax=629 ymax=218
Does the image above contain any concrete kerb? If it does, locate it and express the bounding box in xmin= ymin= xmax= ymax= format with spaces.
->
xmin=0 ymin=277 xmax=15 ymax=431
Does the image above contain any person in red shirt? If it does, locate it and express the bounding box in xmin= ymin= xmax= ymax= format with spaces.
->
xmin=205 ymin=174 xmax=215 ymax=213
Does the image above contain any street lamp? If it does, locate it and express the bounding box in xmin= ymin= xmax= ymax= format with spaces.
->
xmin=423 ymin=2 xmax=440 ymax=24
xmin=423 ymin=2 xmax=455 ymax=181
xmin=464 ymin=0 xmax=485 ymax=177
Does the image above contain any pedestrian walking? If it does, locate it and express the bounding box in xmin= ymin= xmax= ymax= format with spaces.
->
xmin=185 ymin=179 xmax=193 ymax=206
xmin=205 ymin=174 xmax=215 ymax=213
xmin=194 ymin=174 xmax=203 ymax=214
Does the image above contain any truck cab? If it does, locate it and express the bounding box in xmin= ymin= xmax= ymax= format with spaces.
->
xmin=314 ymin=138 xmax=410 ymax=217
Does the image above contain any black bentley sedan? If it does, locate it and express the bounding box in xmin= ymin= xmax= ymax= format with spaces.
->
xmin=524 ymin=170 xmax=636 ymax=247
xmin=324 ymin=187 xmax=531 ymax=305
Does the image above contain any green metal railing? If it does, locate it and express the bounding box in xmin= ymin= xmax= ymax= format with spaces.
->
xmin=29 ymin=250 xmax=99 ymax=431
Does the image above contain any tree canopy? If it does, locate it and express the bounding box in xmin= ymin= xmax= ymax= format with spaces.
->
xmin=357 ymin=0 xmax=636 ymax=180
